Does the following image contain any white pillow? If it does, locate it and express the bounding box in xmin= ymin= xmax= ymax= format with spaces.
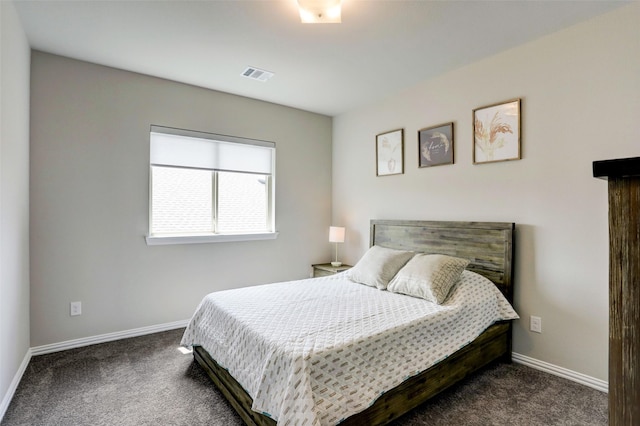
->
xmin=347 ymin=245 xmax=414 ymax=290
xmin=387 ymin=254 xmax=470 ymax=304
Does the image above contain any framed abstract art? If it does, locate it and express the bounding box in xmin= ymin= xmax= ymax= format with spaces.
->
xmin=418 ymin=122 xmax=454 ymax=168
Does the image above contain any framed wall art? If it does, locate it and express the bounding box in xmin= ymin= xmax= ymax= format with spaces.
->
xmin=473 ymin=98 xmax=521 ymax=164
xmin=376 ymin=128 xmax=404 ymax=176
xmin=418 ymin=122 xmax=454 ymax=168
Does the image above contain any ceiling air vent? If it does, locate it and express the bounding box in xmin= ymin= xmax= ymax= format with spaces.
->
xmin=241 ymin=66 xmax=274 ymax=82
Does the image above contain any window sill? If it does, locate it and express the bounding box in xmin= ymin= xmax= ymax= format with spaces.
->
xmin=145 ymin=232 xmax=279 ymax=246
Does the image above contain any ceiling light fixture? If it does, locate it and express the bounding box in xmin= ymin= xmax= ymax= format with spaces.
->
xmin=297 ymin=0 xmax=342 ymax=24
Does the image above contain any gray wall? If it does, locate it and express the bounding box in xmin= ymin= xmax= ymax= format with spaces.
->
xmin=332 ymin=3 xmax=640 ymax=382
xmin=0 ymin=0 xmax=31 ymax=413
xmin=29 ymin=52 xmax=333 ymax=346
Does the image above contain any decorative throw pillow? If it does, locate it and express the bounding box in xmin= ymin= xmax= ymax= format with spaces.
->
xmin=387 ymin=254 xmax=470 ymax=304
xmin=347 ymin=245 xmax=414 ymax=290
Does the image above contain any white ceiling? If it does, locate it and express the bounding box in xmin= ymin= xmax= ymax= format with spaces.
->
xmin=14 ymin=0 xmax=629 ymax=116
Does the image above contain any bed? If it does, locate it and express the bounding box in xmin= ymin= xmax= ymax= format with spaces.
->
xmin=182 ymin=220 xmax=516 ymax=425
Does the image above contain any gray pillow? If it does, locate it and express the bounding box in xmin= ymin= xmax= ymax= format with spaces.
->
xmin=387 ymin=254 xmax=470 ymax=304
xmin=347 ymin=245 xmax=414 ymax=290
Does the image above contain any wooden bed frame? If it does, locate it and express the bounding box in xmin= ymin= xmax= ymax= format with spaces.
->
xmin=192 ymin=220 xmax=515 ymax=426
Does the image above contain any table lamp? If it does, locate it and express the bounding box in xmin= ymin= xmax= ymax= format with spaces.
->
xmin=329 ymin=226 xmax=345 ymax=267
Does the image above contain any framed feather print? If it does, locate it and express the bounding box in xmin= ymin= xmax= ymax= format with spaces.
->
xmin=473 ymin=99 xmax=521 ymax=164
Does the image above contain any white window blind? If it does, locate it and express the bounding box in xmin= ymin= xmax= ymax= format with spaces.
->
xmin=150 ymin=126 xmax=274 ymax=174
xmin=147 ymin=126 xmax=276 ymax=245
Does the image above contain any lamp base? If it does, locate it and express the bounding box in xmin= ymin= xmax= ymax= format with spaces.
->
xmin=331 ymin=261 xmax=342 ymax=267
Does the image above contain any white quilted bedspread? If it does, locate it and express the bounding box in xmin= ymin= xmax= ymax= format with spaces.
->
xmin=181 ymin=270 xmax=518 ymax=426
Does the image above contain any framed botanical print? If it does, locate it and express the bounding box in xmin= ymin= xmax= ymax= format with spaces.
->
xmin=473 ymin=98 xmax=521 ymax=164
xmin=418 ymin=122 xmax=454 ymax=168
xmin=376 ymin=128 xmax=404 ymax=176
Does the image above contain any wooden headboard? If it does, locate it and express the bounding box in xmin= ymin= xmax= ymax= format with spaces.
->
xmin=370 ymin=220 xmax=515 ymax=303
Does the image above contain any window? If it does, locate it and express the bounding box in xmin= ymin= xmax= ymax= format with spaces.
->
xmin=146 ymin=126 xmax=276 ymax=245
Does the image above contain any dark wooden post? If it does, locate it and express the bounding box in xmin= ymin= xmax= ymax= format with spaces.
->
xmin=593 ymin=157 xmax=640 ymax=425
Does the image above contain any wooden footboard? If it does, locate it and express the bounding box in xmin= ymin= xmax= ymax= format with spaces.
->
xmin=193 ymin=321 xmax=511 ymax=426
xmin=194 ymin=345 xmax=276 ymax=426
xmin=339 ymin=321 xmax=511 ymax=425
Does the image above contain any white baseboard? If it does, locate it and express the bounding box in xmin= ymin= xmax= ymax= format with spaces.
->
xmin=512 ymin=352 xmax=608 ymax=393
xmin=30 ymin=319 xmax=190 ymax=356
xmin=0 ymin=348 xmax=32 ymax=422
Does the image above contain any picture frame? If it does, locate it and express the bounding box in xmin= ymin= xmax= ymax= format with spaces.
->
xmin=376 ymin=128 xmax=404 ymax=176
xmin=473 ymin=98 xmax=521 ymax=164
xmin=418 ymin=122 xmax=454 ymax=168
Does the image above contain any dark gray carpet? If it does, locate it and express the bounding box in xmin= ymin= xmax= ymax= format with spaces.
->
xmin=2 ymin=328 xmax=607 ymax=426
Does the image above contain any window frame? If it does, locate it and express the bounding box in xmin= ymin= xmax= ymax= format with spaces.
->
xmin=145 ymin=126 xmax=277 ymax=246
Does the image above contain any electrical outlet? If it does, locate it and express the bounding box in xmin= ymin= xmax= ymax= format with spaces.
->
xmin=70 ymin=301 xmax=82 ymax=316
xmin=530 ymin=315 xmax=542 ymax=333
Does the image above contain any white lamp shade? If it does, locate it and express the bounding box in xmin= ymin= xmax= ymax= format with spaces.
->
xmin=329 ymin=226 xmax=345 ymax=243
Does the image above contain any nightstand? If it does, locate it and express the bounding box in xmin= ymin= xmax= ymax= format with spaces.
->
xmin=312 ymin=263 xmax=352 ymax=278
